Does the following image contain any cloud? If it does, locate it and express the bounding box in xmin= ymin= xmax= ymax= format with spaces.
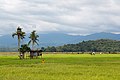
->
xmin=0 ymin=0 xmax=120 ymax=35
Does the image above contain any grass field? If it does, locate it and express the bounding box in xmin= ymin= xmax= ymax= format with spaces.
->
xmin=0 ymin=52 xmax=120 ymax=80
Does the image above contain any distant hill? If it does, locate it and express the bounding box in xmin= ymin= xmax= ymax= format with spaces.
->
xmin=45 ymin=39 xmax=120 ymax=52
xmin=0 ymin=32 xmax=120 ymax=48
xmin=71 ymin=32 xmax=120 ymax=43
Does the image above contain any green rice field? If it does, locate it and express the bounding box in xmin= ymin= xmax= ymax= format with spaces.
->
xmin=0 ymin=52 xmax=120 ymax=80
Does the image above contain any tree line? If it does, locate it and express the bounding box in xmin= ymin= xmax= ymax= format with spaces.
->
xmin=44 ymin=39 xmax=120 ymax=53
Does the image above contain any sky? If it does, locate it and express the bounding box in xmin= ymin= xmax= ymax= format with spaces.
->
xmin=0 ymin=0 xmax=120 ymax=36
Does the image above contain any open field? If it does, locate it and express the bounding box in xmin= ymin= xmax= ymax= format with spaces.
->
xmin=0 ymin=52 xmax=120 ymax=80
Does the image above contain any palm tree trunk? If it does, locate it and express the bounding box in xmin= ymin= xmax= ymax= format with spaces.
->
xmin=32 ymin=40 xmax=34 ymax=50
xmin=18 ymin=35 xmax=21 ymax=59
xmin=18 ymin=35 xmax=20 ymax=51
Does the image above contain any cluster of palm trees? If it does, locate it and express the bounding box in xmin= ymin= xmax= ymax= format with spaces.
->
xmin=12 ymin=27 xmax=39 ymax=51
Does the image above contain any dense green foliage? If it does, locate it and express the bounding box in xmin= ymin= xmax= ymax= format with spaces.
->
xmin=45 ymin=39 xmax=120 ymax=52
xmin=0 ymin=52 xmax=120 ymax=80
xmin=19 ymin=44 xmax=30 ymax=53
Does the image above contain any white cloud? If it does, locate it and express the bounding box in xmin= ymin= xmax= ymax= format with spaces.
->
xmin=0 ymin=0 xmax=120 ymax=35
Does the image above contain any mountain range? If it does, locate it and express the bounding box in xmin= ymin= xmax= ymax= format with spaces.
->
xmin=0 ymin=32 xmax=120 ymax=48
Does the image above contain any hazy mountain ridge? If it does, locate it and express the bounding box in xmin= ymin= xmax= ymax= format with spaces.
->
xmin=0 ymin=32 xmax=120 ymax=47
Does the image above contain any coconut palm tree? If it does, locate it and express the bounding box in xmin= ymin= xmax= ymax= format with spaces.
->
xmin=12 ymin=27 xmax=26 ymax=51
xmin=28 ymin=30 xmax=39 ymax=50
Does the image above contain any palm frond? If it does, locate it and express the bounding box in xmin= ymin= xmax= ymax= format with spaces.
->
xmin=28 ymin=40 xmax=31 ymax=46
xmin=36 ymin=35 xmax=39 ymax=38
xmin=12 ymin=33 xmax=17 ymax=38
xmin=36 ymin=39 xmax=39 ymax=41
xmin=35 ymin=40 xmax=39 ymax=45
xmin=20 ymin=32 xmax=26 ymax=40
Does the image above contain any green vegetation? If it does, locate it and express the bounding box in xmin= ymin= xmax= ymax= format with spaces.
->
xmin=45 ymin=39 xmax=120 ymax=53
xmin=28 ymin=30 xmax=39 ymax=50
xmin=12 ymin=27 xmax=26 ymax=50
xmin=19 ymin=44 xmax=31 ymax=59
xmin=12 ymin=27 xmax=40 ymax=59
xmin=0 ymin=52 xmax=120 ymax=80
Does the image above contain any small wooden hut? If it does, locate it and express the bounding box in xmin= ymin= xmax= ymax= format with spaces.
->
xmin=30 ymin=50 xmax=42 ymax=59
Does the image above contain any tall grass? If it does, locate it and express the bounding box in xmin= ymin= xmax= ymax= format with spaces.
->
xmin=0 ymin=52 xmax=120 ymax=80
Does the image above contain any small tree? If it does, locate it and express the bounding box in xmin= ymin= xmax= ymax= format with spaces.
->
xmin=19 ymin=44 xmax=30 ymax=59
